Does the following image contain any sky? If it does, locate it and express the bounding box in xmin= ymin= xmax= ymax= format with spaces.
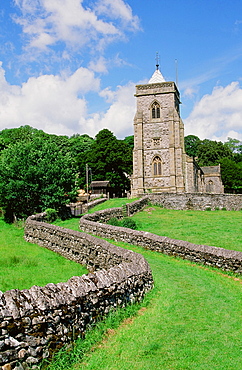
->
xmin=0 ymin=0 xmax=242 ymax=142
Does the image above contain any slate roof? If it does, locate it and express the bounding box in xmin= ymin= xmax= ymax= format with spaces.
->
xmin=200 ymin=166 xmax=220 ymax=174
xmin=90 ymin=181 xmax=110 ymax=188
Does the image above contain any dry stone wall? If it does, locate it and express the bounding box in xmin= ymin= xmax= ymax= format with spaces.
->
xmin=67 ymin=197 xmax=107 ymax=216
xmin=0 ymin=213 xmax=153 ymax=370
xmin=148 ymin=192 xmax=242 ymax=211
xmin=1 ymin=192 xmax=242 ymax=369
xmin=80 ymin=197 xmax=242 ymax=274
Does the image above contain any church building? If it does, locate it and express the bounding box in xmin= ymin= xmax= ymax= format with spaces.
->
xmin=131 ymin=66 xmax=224 ymax=197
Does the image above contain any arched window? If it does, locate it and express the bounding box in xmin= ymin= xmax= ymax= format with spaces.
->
xmin=151 ymin=102 xmax=160 ymax=119
xmin=153 ymin=156 xmax=162 ymax=176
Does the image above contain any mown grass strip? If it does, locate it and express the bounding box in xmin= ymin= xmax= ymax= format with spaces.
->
xmin=45 ymin=242 xmax=242 ymax=370
xmin=43 ymin=299 xmax=150 ymax=370
xmin=76 ymin=251 xmax=242 ymax=370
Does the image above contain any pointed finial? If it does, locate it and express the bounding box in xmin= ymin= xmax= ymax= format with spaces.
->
xmin=156 ymin=52 xmax=160 ymax=70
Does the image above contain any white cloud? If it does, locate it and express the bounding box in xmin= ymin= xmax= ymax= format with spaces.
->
xmin=86 ymin=82 xmax=136 ymax=138
xmin=95 ymin=0 xmax=140 ymax=31
xmin=0 ymin=62 xmax=135 ymax=138
xmin=88 ymin=56 xmax=108 ymax=74
xmin=183 ymin=86 xmax=198 ymax=99
xmin=184 ymin=81 xmax=242 ymax=141
xmin=0 ymin=62 xmax=100 ymax=136
xmin=13 ymin=0 xmax=139 ymax=55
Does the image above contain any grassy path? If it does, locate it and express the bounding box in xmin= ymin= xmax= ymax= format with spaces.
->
xmin=74 ymin=244 xmax=242 ymax=370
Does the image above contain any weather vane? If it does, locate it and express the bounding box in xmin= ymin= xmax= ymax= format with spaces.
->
xmin=156 ymin=52 xmax=160 ymax=70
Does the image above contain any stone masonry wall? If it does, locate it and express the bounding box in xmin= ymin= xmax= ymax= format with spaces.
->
xmin=1 ymin=192 xmax=241 ymax=369
xmin=0 ymin=213 xmax=153 ymax=370
xmin=80 ymin=197 xmax=242 ymax=274
xmin=147 ymin=192 xmax=242 ymax=211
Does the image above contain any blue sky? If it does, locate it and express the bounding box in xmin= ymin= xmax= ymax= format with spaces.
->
xmin=0 ymin=0 xmax=242 ymax=141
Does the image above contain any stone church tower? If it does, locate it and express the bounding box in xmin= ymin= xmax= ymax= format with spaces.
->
xmin=131 ymin=67 xmax=187 ymax=197
xmin=131 ymin=66 xmax=224 ymax=197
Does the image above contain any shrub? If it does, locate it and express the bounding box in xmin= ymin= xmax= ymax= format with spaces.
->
xmin=107 ymin=217 xmax=121 ymax=226
xmin=121 ymin=217 xmax=137 ymax=230
xmin=45 ymin=208 xmax=58 ymax=222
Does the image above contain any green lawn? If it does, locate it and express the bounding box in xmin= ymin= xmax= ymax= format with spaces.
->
xmin=48 ymin=203 xmax=242 ymax=370
xmin=88 ymin=197 xmax=138 ymax=213
xmin=78 ymin=199 xmax=242 ymax=252
xmin=0 ymin=218 xmax=87 ymax=292
xmin=132 ymin=206 xmax=242 ymax=252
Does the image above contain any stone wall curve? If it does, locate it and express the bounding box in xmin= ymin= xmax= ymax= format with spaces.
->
xmin=0 ymin=212 xmax=153 ymax=370
xmin=1 ymin=192 xmax=242 ymax=369
xmin=80 ymin=196 xmax=242 ymax=274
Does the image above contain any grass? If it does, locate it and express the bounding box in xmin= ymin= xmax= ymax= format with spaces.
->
xmin=72 ymin=244 xmax=242 ymax=370
xmin=71 ymin=199 xmax=242 ymax=252
xmin=132 ymin=205 xmax=242 ymax=252
xmin=47 ymin=201 xmax=242 ymax=370
xmin=87 ymin=197 xmax=138 ymax=213
xmin=43 ymin=300 xmax=148 ymax=370
xmin=0 ymin=217 xmax=87 ymax=292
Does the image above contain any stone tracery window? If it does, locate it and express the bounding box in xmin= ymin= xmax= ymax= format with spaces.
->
xmin=153 ymin=156 xmax=162 ymax=176
xmin=151 ymin=101 xmax=160 ymax=119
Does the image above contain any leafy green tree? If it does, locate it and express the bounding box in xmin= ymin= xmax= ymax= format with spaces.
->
xmin=69 ymin=134 xmax=94 ymax=154
xmin=81 ymin=129 xmax=132 ymax=196
xmin=124 ymin=135 xmax=134 ymax=149
xmin=184 ymin=135 xmax=201 ymax=158
xmin=224 ymin=137 xmax=241 ymax=153
xmin=0 ymin=125 xmax=71 ymax=150
xmin=197 ymin=139 xmax=233 ymax=166
xmin=225 ymin=137 xmax=242 ymax=163
xmin=0 ymin=137 xmax=77 ymax=222
xmin=0 ymin=125 xmax=47 ymax=147
xmin=0 ymin=137 xmax=6 ymax=153
xmin=220 ymin=158 xmax=242 ymax=193
xmin=70 ymin=134 xmax=94 ymax=169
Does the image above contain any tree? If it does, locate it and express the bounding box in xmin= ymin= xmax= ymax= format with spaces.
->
xmin=69 ymin=134 xmax=94 ymax=168
xmin=81 ymin=129 xmax=132 ymax=196
xmin=0 ymin=137 xmax=77 ymax=222
xmin=0 ymin=137 xmax=6 ymax=153
xmin=225 ymin=137 xmax=242 ymax=163
xmin=69 ymin=134 xmax=94 ymax=154
xmin=124 ymin=135 xmax=134 ymax=149
xmin=184 ymin=135 xmax=201 ymax=158
xmin=220 ymin=158 xmax=242 ymax=193
xmin=197 ymin=139 xmax=233 ymax=166
xmin=0 ymin=125 xmax=47 ymax=147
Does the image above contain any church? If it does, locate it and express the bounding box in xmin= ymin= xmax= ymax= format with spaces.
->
xmin=131 ymin=66 xmax=224 ymax=197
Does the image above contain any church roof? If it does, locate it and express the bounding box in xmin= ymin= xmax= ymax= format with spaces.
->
xmin=90 ymin=181 xmax=110 ymax=188
xmin=200 ymin=166 xmax=221 ymax=174
xmin=148 ymin=69 xmax=166 ymax=84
